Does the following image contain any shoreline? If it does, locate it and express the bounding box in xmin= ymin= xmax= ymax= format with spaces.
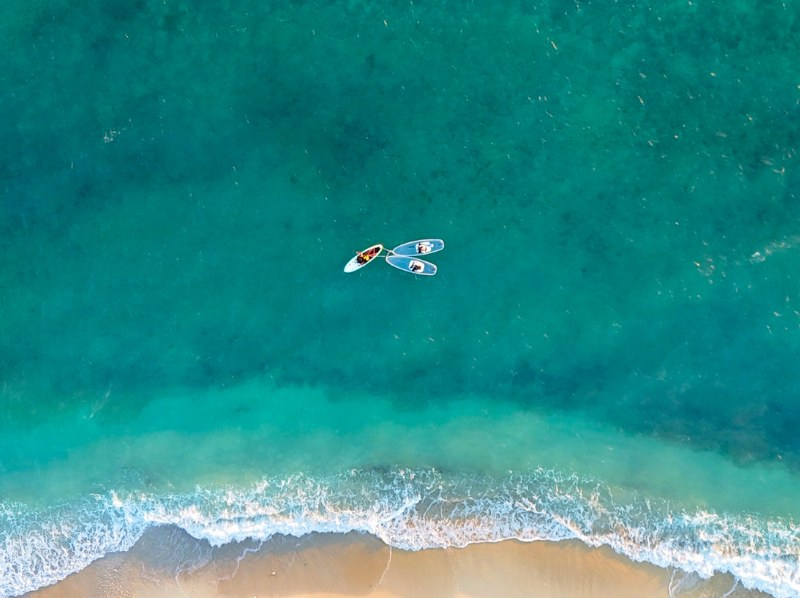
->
xmin=25 ymin=529 xmax=772 ymax=598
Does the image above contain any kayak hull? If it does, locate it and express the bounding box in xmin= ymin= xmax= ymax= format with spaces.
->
xmin=344 ymin=244 xmax=384 ymax=273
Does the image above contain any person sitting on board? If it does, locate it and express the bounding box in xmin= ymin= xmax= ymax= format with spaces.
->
xmin=410 ymin=260 xmax=424 ymax=272
xmin=417 ymin=242 xmax=432 ymax=253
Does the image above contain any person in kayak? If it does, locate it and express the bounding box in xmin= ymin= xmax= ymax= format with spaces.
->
xmin=356 ymin=247 xmax=379 ymax=264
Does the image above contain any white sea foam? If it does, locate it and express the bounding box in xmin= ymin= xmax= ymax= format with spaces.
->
xmin=0 ymin=496 xmax=148 ymax=597
xmin=750 ymin=234 xmax=800 ymax=263
xmin=1 ymin=468 xmax=798 ymax=597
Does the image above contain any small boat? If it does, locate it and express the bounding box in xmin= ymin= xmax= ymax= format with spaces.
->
xmin=385 ymin=255 xmax=437 ymax=276
xmin=343 ymin=244 xmax=384 ymax=273
xmin=390 ymin=239 xmax=445 ymax=257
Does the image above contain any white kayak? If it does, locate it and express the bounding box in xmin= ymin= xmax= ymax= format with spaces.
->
xmin=390 ymin=238 xmax=445 ymax=257
xmin=343 ymin=244 xmax=384 ymax=273
xmin=385 ymin=255 xmax=437 ymax=276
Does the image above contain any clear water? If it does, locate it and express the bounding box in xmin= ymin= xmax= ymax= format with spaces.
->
xmin=1 ymin=1 xmax=799 ymax=596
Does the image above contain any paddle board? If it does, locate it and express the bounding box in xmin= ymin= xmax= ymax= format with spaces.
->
xmin=385 ymin=255 xmax=437 ymax=276
xmin=390 ymin=239 xmax=445 ymax=256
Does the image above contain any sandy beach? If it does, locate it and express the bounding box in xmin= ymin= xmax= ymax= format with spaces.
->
xmin=25 ymin=530 xmax=769 ymax=598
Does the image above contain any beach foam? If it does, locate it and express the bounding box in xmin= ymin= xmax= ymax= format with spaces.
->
xmin=3 ymin=468 xmax=797 ymax=597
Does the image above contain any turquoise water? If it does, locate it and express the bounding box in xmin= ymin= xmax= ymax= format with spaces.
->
xmin=2 ymin=1 xmax=800 ymax=596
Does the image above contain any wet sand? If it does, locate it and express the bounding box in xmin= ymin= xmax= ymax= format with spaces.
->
xmin=26 ymin=530 xmax=770 ymax=598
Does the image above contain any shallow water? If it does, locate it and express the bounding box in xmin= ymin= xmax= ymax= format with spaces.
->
xmin=2 ymin=1 xmax=800 ymax=596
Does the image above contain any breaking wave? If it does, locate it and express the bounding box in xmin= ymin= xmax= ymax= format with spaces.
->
xmin=1 ymin=468 xmax=798 ymax=597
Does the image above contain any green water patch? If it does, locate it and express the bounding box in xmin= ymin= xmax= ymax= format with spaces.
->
xmin=2 ymin=378 xmax=799 ymax=526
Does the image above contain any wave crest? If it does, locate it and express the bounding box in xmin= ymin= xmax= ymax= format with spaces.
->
xmin=1 ymin=468 xmax=798 ymax=597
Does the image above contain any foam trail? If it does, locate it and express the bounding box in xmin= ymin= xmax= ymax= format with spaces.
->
xmin=750 ymin=234 xmax=800 ymax=263
xmin=0 ymin=496 xmax=149 ymax=596
xmin=1 ymin=469 xmax=798 ymax=597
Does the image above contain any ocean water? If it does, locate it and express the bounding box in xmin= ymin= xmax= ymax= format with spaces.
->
xmin=1 ymin=0 xmax=799 ymax=596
